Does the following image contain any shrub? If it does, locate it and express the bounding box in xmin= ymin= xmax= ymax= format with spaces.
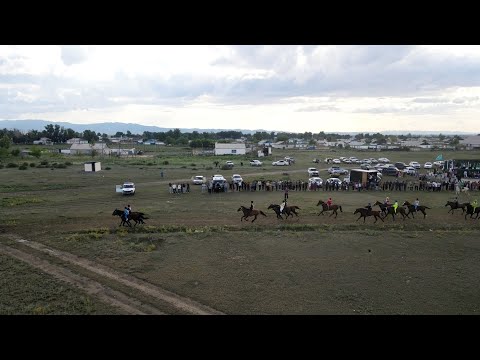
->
xmin=147 ymin=162 xmax=154 ymax=166
xmin=10 ymin=149 xmax=20 ymax=156
xmin=65 ymin=161 xmax=73 ymax=166
xmin=162 ymin=160 xmax=169 ymax=165
xmin=22 ymin=162 xmax=28 ymax=167
xmin=190 ymin=163 xmax=196 ymax=167
xmin=105 ymin=167 xmax=111 ymax=170
xmin=6 ymin=163 xmax=18 ymax=168
xmin=30 ymin=162 xmax=36 ymax=167
xmin=19 ymin=165 xmax=28 ymax=170
xmin=56 ymin=163 xmax=67 ymax=168
xmin=40 ymin=160 xmax=49 ymax=166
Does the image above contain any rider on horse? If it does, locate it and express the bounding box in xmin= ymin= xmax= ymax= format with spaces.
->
xmin=326 ymin=197 xmax=332 ymax=210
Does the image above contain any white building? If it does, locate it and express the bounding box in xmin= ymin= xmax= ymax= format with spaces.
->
xmin=70 ymin=143 xmax=111 ymax=156
xmin=66 ymin=138 xmax=88 ymax=144
xmin=214 ymin=143 xmax=246 ymax=155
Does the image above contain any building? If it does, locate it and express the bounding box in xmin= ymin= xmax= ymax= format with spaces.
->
xmin=66 ymin=138 xmax=88 ymax=144
xmin=70 ymin=143 xmax=111 ymax=156
xmin=84 ymin=161 xmax=101 ymax=172
xmin=460 ymin=135 xmax=480 ymax=149
xmin=214 ymin=143 xmax=246 ymax=155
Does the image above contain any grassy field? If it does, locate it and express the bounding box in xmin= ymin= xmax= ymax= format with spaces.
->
xmin=1 ymin=147 xmax=480 ymax=314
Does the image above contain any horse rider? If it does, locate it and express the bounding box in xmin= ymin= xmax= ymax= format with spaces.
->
xmin=127 ymin=204 xmax=132 ymax=213
xmin=280 ymin=199 xmax=286 ymax=213
xmin=472 ymin=199 xmax=478 ymax=213
xmin=123 ymin=206 xmax=130 ymax=222
xmin=413 ymin=198 xmax=419 ymax=211
xmin=454 ymin=196 xmax=459 ymax=208
xmin=365 ymin=202 xmax=372 ymax=214
xmin=326 ymin=197 xmax=333 ymax=210
xmin=384 ymin=196 xmax=390 ymax=207
xmin=250 ymin=200 xmax=254 ymax=212
xmin=392 ymin=200 xmax=399 ymax=214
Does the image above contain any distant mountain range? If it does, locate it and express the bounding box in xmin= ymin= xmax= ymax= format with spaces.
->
xmin=0 ymin=119 xmax=477 ymax=136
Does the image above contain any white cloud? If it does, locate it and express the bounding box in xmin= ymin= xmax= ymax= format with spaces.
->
xmin=2 ymin=45 xmax=480 ymax=132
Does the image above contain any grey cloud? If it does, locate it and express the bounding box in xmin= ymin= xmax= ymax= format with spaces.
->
xmin=412 ymin=97 xmax=450 ymax=103
xmin=60 ymin=46 xmax=88 ymax=66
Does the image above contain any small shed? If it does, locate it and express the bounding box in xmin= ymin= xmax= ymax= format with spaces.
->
xmin=84 ymin=161 xmax=102 ymax=172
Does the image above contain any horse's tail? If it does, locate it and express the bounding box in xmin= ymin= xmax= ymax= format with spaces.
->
xmin=260 ymin=211 xmax=267 ymax=217
xmin=424 ymin=206 xmax=431 ymax=209
xmin=339 ymin=205 xmax=343 ymax=212
xmin=141 ymin=216 xmax=149 ymax=220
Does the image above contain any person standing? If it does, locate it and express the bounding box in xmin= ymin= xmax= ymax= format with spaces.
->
xmin=284 ymin=186 xmax=289 ymax=202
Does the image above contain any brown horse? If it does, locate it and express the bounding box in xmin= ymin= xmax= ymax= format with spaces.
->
xmin=316 ymin=200 xmax=343 ymax=218
xmin=353 ymin=208 xmax=384 ymax=223
xmin=267 ymin=204 xmax=300 ymax=219
xmin=238 ymin=205 xmax=267 ymax=223
xmin=373 ymin=201 xmax=409 ymax=221
xmin=464 ymin=204 xmax=480 ymax=220
xmin=445 ymin=201 xmax=469 ymax=214
xmin=402 ymin=201 xmax=430 ymax=219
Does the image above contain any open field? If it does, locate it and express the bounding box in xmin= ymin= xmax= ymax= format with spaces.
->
xmin=1 ymin=147 xmax=480 ymax=314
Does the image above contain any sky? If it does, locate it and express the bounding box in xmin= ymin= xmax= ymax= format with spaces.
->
xmin=1 ymin=45 xmax=480 ymax=133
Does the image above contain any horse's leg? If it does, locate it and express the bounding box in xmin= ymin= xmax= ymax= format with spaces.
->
xmin=356 ymin=215 xmax=362 ymax=222
xmin=422 ymin=210 xmax=427 ymax=218
xmin=251 ymin=214 xmax=257 ymax=223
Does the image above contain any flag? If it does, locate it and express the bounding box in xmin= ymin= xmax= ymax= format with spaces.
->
xmin=435 ymin=154 xmax=443 ymax=161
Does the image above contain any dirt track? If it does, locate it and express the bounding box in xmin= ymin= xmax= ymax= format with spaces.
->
xmin=0 ymin=236 xmax=224 ymax=315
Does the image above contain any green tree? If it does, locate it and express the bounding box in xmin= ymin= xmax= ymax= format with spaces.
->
xmin=30 ymin=147 xmax=42 ymax=158
xmin=0 ymin=134 xmax=12 ymax=149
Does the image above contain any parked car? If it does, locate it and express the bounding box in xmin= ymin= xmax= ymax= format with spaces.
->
xmin=212 ymin=174 xmax=226 ymax=182
xmin=394 ymin=162 xmax=407 ymax=170
xmin=332 ymin=159 xmax=341 ymax=164
xmin=424 ymin=162 xmax=433 ymax=169
xmin=308 ymin=177 xmax=323 ymax=187
xmin=225 ymin=161 xmax=234 ymax=167
xmin=374 ymin=163 xmax=386 ymax=170
xmin=308 ymin=167 xmax=319 ymax=176
xmin=433 ymin=160 xmax=445 ymax=167
xmin=272 ymin=160 xmax=289 ymax=166
xmin=325 ymin=177 xmax=343 ymax=186
xmin=250 ymin=159 xmax=263 ymax=166
xmin=284 ymin=156 xmax=295 ymax=164
xmin=404 ymin=166 xmax=417 ymax=175
xmin=328 ymin=166 xmax=349 ymax=175
xmin=409 ymin=161 xmax=421 ymax=169
xmin=121 ymin=182 xmax=136 ymax=195
xmin=360 ymin=163 xmax=372 ymax=170
xmin=369 ymin=158 xmax=378 ymax=163
xmin=192 ymin=175 xmax=205 ymax=185
xmin=378 ymin=157 xmax=390 ymax=163
xmin=382 ymin=167 xmax=399 ymax=176
xmin=232 ymin=174 xmax=243 ymax=184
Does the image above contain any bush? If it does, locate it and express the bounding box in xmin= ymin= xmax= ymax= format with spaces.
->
xmin=10 ymin=149 xmax=20 ymax=156
xmin=162 ymin=160 xmax=169 ymax=165
xmin=0 ymin=164 xmax=4 ymax=169
xmin=65 ymin=161 xmax=73 ymax=166
xmin=190 ymin=163 xmax=196 ymax=167
xmin=18 ymin=165 xmax=28 ymax=170
xmin=56 ymin=163 xmax=67 ymax=168
xmin=147 ymin=162 xmax=154 ymax=166
xmin=30 ymin=162 xmax=36 ymax=167
xmin=22 ymin=162 xmax=28 ymax=167
xmin=40 ymin=160 xmax=49 ymax=166
xmin=205 ymin=166 xmax=213 ymax=170
xmin=105 ymin=167 xmax=111 ymax=170
xmin=6 ymin=163 xmax=18 ymax=168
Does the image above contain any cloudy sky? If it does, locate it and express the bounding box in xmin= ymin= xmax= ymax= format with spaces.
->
xmin=2 ymin=45 xmax=480 ymax=133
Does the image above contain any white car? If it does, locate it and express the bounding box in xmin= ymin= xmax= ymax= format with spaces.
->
xmin=378 ymin=157 xmax=390 ymax=163
xmin=308 ymin=167 xmax=319 ymax=176
xmin=374 ymin=163 xmax=386 ymax=170
xmin=424 ymin=162 xmax=433 ymax=169
xmin=122 ymin=182 xmax=135 ymax=195
xmin=409 ymin=161 xmax=421 ymax=169
xmin=250 ymin=159 xmax=263 ymax=166
xmin=212 ymin=174 xmax=226 ymax=182
xmin=308 ymin=177 xmax=323 ymax=187
xmin=192 ymin=175 xmax=205 ymax=185
xmin=369 ymin=158 xmax=378 ymax=163
xmin=225 ymin=161 xmax=234 ymax=167
xmin=433 ymin=160 xmax=445 ymax=167
xmin=272 ymin=160 xmax=289 ymax=166
xmin=332 ymin=159 xmax=341 ymax=164
xmin=328 ymin=166 xmax=348 ymax=175
xmin=362 ymin=159 xmax=372 ymax=164
xmin=325 ymin=178 xmax=343 ymax=186
xmin=232 ymin=174 xmax=243 ymax=184
xmin=404 ymin=166 xmax=417 ymax=175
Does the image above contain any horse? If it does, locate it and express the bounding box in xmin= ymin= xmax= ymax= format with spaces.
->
xmin=267 ymin=204 xmax=300 ymax=219
xmin=353 ymin=208 xmax=384 ymax=223
xmin=112 ymin=209 xmax=149 ymax=227
xmin=444 ymin=201 xmax=469 ymax=214
xmin=316 ymin=200 xmax=343 ymax=218
xmin=464 ymin=204 xmax=480 ymax=220
xmin=373 ymin=201 xmax=410 ymax=221
xmin=402 ymin=201 xmax=430 ymax=219
xmin=237 ymin=205 xmax=267 ymax=223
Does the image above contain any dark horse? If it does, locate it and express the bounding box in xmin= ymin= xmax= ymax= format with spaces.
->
xmin=316 ymin=200 xmax=343 ymax=218
xmin=464 ymin=204 xmax=480 ymax=220
xmin=445 ymin=201 xmax=469 ymax=214
xmin=112 ymin=209 xmax=149 ymax=227
xmin=267 ymin=204 xmax=300 ymax=219
xmin=353 ymin=208 xmax=384 ymax=223
xmin=237 ymin=206 xmax=267 ymax=223
xmin=402 ymin=201 xmax=430 ymax=219
xmin=373 ymin=200 xmax=409 ymax=221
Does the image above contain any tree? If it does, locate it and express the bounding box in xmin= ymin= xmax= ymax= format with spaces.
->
xmin=30 ymin=147 xmax=42 ymax=158
xmin=0 ymin=134 xmax=12 ymax=149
